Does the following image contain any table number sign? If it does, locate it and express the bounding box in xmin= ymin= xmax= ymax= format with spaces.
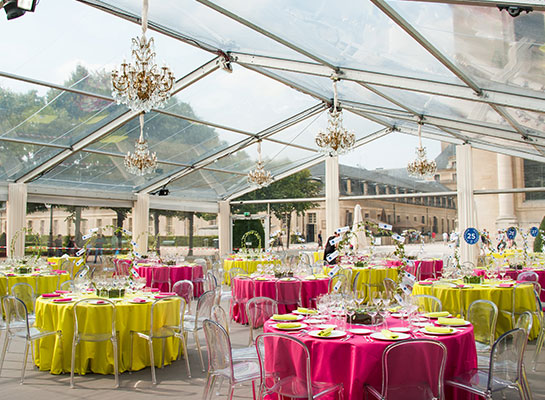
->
xmin=329 ymin=236 xmax=342 ymax=246
xmin=463 ymin=228 xmax=479 ymax=245
xmin=336 ymin=226 xmax=350 ymax=234
xmin=327 ymin=263 xmax=341 ymax=277
xmin=506 ymin=227 xmax=517 ymax=240
xmin=530 ymin=227 xmax=539 ymax=238
xmin=378 ymin=223 xmax=392 ymax=231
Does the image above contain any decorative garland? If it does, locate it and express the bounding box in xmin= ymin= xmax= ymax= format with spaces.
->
xmin=241 ymin=230 xmax=262 ymax=249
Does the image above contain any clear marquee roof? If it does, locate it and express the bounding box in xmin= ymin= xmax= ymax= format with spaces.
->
xmin=2 ymin=0 xmax=545 ymax=207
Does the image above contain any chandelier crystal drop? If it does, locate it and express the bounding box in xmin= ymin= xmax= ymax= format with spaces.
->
xmin=111 ymin=0 xmax=175 ymax=113
xmin=125 ymin=114 xmax=157 ymax=176
xmin=247 ymin=140 xmax=273 ymax=188
xmin=315 ymin=77 xmax=356 ymax=155
xmin=407 ymin=122 xmax=437 ymax=178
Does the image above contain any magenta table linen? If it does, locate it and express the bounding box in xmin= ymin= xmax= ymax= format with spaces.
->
xmin=231 ymin=277 xmax=329 ymax=324
xmin=384 ymin=259 xmax=443 ymax=280
xmin=474 ymin=268 xmax=545 ymax=301
xmin=264 ymin=317 xmax=477 ymax=400
xmin=136 ymin=264 xmax=204 ymax=297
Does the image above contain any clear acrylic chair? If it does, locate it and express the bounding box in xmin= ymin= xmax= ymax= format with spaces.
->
xmin=328 ymin=273 xmax=349 ymax=294
xmin=246 ymin=297 xmax=278 ymax=346
xmin=70 ymin=298 xmax=119 ymax=388
xmin=383 ymin=278 xmax=397 ymax=301
xmin=446 ymin=328 xmax=532 ymax=400
xmin=172 ymin=280 xmax=194 ymax=314
xmin=467 ymin=299 xmax=498 ymax=366
xmin=365 ymin=339 xmax=447 ymax=400
xmin=129 ymin=296 xmax=186 ymax=384
xmin=115 ymin=259 xmax=132 ymax=277
xmin=311 ymin=262 xmax=325 ymax=276
xmin=205 ymin=271 xmax=218 ymax=292
xmin=432 ymin=281 xmax=465 ymax=317
xmin=515 ymin=311 xmax=534 ymax=337
xmin=275 ymin=277 xmax=302 ymax=312
xmin=351 ymin=271 xmax=361 ymax=293
xmin=192 ymin=263 xmax=206 ymax=298
xmin=229 ymin=267 xmax=247 ymax=284
xmin=10 ymin=282 xmax=36 ymax=317
xmin=533 ymin=293 xmax=545 ymax=371
xmin=501 ymin=283 xmax=542 ymax=329
xmin=60 ymin=279 xmax=75 ymax=292
xmin=183 ymin=290 xmax=215 ymax=372
xmin=202 ymin=320 xmax=260 ymax=400
xmin=231 ymin=276 xmax=255 ymax=322
xmin=151 ymin=266 xmax=172 ymax=292
xmin=59 ymin=258 xmax=75 ymax=279
xmin=518 ymin=271 xmax=539 ymax=282
xmin=255 ymin=332 xmax=344 ymax=400
xmin=213 ymin=305 xmax=258 ymax=362
xmin=0 ymin=296 xmax=62 ymax=383
xmin=412 ymin=294 xmax=442 ymax=313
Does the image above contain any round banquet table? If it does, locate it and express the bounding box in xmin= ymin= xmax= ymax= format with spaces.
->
xmin=0 ymin=272 xmax=70 ymax=311
xmin=264 ymin=316 xmax=477 ymax=400
xmin=473 ymin=267 xmax=545 ymax=302
xmin=135 ymin=264 xmax=204 ymax=297
xmin=34 ymin=295 xmax=181 ymax=374
xmin=413 ymin=280 xmax=540 ymax=339
xmin=231 ymin=275 xmax=329 ymax=324
xmin=223 ymin=258 xmax=281 ymax=284
xmin=325 ymin=265 xmax=399 ymax=295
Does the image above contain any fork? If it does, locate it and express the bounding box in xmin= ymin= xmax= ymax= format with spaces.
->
xmin=340 ymin=334 xmax=352 ymax=341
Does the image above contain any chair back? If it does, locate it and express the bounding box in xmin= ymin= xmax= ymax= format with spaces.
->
xmin=151 ymin=266 xmax=171 ymax=290
xmin=73 ymin=298 xmax=116 ymax=339
xmin=328 ymin=273 xmax=349 ymax=294
xmin=10 ymin=282 xmax=35 ymax=312
xmin=381 ymin=339 xmax=447 ymax=400
xmin=59 ymin=258 xmax=75 ymax=279
xmin=467 ymin=299 xmax=498 ymax=346
xmin=518 ymin=271 xmax=539 ymax=282
xmin=383 ymin=278 xmax=397 ymax=300
xmin=351 ymin=271 xmax=361 ymax=293
xmin=515 ymin=311 xmax=533 ymax=337
xmin=173 ymin=280 xmax=194 ymax=310
xmin=2 ymin=296 xmax=31 ymax=335
xmin=149 ymin=296 xmax=181 ymax=337
xmin=76 ymin=264 xmax=90 ymax=279
xmin=311 ymin=262 xmax=324 ymax=275
xmin=192 ymin=290 xmax=215 ymax=328
xmin=60 ymin=279 xmax=75 ymax=292
xmin=233 ymin=276 xmax=255 ymax=303
xmin=205 ymin=270 xmax=218 ymax=292
xmin=115 ymin=260 xmax=132 ymax=277
xmin=194 ymin=258 xmax=207 ymax=271
xmin=412 ymin=294 xmax=442 ymax=313
xmin=488 ymin=328 xmax=528 ymax=391
xmin=255 ymin=333 xmax=313 ymax=400
xmin=203 ymin=319 xmax=234 ymax=376
xmin=246 ymin=297 xmax=278 ymax=330
xmin=212 ymin=305 xmax=230 ymax=334
xmin=275 ymin=277 xmax=302 ymax=308
xmin=229 ymin=267 xmax=247 ymax=283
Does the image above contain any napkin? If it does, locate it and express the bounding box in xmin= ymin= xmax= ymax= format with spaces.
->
xmin=276 ymin=322 xmax=302 ymax=329
xmin=94 ymin=300 xmax=107 ymax=304
xmin=42 ymin=293 xmax=61 ymax=298
xmin=55 ymin=290 xmax=71 ymax=294
xmin=154 ymin=295 xmax=173 ymax=299
xmin=272 ymin=314 xmax=299 ymax=321
xmin=380 ymin=329 xmax=399 ymax=339
xmin=52 ymin=270 xmax=68 ymax=274
xmin=143 ymin=288 xmax=160 ymax=292
xmin=304 ymin=276 xmax=317 ymax=280
xmin=53 ymin=298 xmax=72 ymax=302
xmin=418 ymin=281 xmax=433 ymax=285
xmin=388 ymin=306 xmax=401 ymax=313
xmin=424 ymin=311 xmax=450 ymax=318
xmin=6 ymin=273 xmax=15 ymax=277
xmin=425 ymin=326 xmax=453 ymax=334
xmin=159 ymin=292 xmax=177 ymax=296
xmin=317 ymin=327 xmax=334 ymax=337
xmin=297 ymin=307 xmax=317 ymax=314
xmin=437 ymin=317 xmax=467 ymax=326
xmin=131 ymin=298 xmax=147 ymax=303
xmin=255 ymin=277 xmax=268 ymax=281
xmin=314 ymin=274 xmax=328 ymax=279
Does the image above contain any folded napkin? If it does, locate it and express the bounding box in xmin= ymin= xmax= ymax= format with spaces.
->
xmin=42 ymin=293 xmax=61 ymax=298
xmin=6 ymin=273 xmax=15 ymax=277
xmin=304 ymin=276 xmax=317 ymax=280
xmin=296 ymin=307 xmax=317 ymax=314
xmin=437 ymin=317 xmax=467 ymax=326
xmin=388 ymin=306 xmax=401 ymax=313
xmin=159 ymin=292 xmax=177 ymax=296
xmin=498 ymin=283 xmax=514 ymax=288
xmin=317 ymin=327 xmax=334 ymax=337
xmin=154 ymin=295 xmax=173 ymax=299
xmin=425 ymin=326 xmax=453 ymax=334
xmin=424 ymin=311 xmax=450 ymax=318
xmin=131 ymin=298 xmax=147 ymax=303
xmin=314 ymin=274 xmax=328 ymax=279
xmin=143 ymin=288 xmax=160 ymax=292
xmin=94 ymin=300 xmax=107 ymax=304
xmin=276 ymin=322 xmax=302 ymax=329
xmin=53 ymin=298 xmax=72 ymax=302
xmin=52 ymin=270 xmax=68 ymax=274
xmin=272 ymin=314 xmax=299 ymax=321
xmin=380 ymin=329 xmax=399 ymax=339
xmin=255 ymin=277 xmax=268 ymax=281
xmin=55 ymin=290 xmax=71 ymax=294
xmin=418 ymin=281 xmax=433 ymax=285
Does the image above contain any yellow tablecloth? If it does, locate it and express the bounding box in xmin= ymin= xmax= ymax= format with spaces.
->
xmin=325 ymin=266 xmax=399 ymax=299
xmin=47 ymin=257 xmax=83 ymax=277
xmin=313 ymin=251 xmax=324 ymax=262
xmin=223 ymin=259 xmax=281 ymax=284
xmin=413 ymin=281 xmax=540 ymax=339
xmin=0 ymin=273 xmax=70 ymax=311
xmin=34 ymin=296 xmax=181 ymax=374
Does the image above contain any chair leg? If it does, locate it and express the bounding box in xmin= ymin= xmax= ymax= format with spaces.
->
xmin=112 ymin=338 xmax=119 ymax=388
xmin=533 ymin=326 xmax=545 ymax=371
xmin=520 ymin=367 xmax=533 ymax=400
xmin=21 ymin=340 xmax=30 ymax=384
xmin=0 ymin=333 xmax=11 ymax=375
xmin=161 ymin=338 xmax=166 ymax=369
xmin=129 ymin=332 xmax=134 ymax=372
xmin=228 ymin=383 xmax=235 ymax=400
xmin=148 ymin=338 xmax=157 ymax=385
xmin=194 ymin=332 xmax=205 ymax=372
xmin=70 ymin=339 xmax=77 ymax=388
xmin=179 ymin=334 xmax=191 ymax=378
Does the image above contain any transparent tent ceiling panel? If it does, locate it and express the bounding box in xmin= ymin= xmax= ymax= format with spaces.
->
xmin=387 ymin=1 xmax=545 ymax=96
xmin=0 ymin=142 xmax=63 ymax=181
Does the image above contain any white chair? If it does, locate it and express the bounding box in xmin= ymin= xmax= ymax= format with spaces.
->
xmin=212 ymin=304 xmax=258 ymax=362
xmin=183 ymin=290 xmax=215 ymax=372
xmin=412 ymin=294 xmax=442 ymax=313
xmin=466 ymin=299 xmax=498 ymax=367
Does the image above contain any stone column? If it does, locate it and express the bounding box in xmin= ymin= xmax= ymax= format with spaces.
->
xmin=496 ymin=154 xmax=517 ymax=229
xmin=218 ymin=200 xmax=231 ymax=256
xmin=132 ymin=193 xmax=149 ymax=255
xmin=456 ymin=144 xmax=478 ymax=265
xmin=7 ymin=183 xmax=27 ymax=258
xmin=326 ymin=156 xmax=340 ymax=235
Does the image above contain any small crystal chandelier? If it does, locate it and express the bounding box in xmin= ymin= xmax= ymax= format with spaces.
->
xmin=247 ymin=140 xmax=273 ymax=188
xmin=125 ymin=114 xmax=157 ymax=176
xmin=407 ymin=121 xmax=437 ymax=178
xmin=111 ymin=0 xmax=175 ymax=113
xmin=315 ymin=75 xmax=356 ymax=155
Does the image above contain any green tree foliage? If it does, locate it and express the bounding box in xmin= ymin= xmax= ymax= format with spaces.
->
xmin=232 ymin=169 xmax=322 ymax=248
xmin=233 ymin=219 xmax=265 ymax=250
xmin=534 ymin=215 xmax=545 ymax=252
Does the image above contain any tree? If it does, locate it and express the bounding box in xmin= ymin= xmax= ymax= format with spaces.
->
xmin=232 ymin=170 xmax=322 ymax=248
xmin=105 ymin=207 xmax=130 ymax=249
xmin=534 ymin=215 xmax=545 ymax=252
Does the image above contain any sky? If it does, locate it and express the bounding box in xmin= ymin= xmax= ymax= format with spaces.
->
xmin=0 ymin=0 xmax=443 ymax=172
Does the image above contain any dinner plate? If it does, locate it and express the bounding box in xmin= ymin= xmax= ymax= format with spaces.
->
xmin=272 ymin=323 xmax=308 ymax=331
xmin=271 ymin=315 xmax=304 ymax=322
xmin=391 ymin=313 xmax=409 ymax=318
xmin=389 ymin=327 xmax=411 ymax=333
xmin=412 ymin=322 xmax=434 ymax=328
xmin=308 ymin=330 xmax=347 ymax=339
xmin=314 ymin=324 xmax=337 ymax=330
xmin=420 ymin=327 xmax=459 ymax=336
xmin=348 ymin=328 xmax=373 ymax=335
xmin=129 ymin=299 xmax=151 ymax=304
xmin=305 ymin=318 xmax=324 ymax=324
xmin=370 ymin=332 xmax=410 ymax=341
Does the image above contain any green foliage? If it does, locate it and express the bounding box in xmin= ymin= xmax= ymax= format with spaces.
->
xmin=233 ymin=220 xmax=265 ymax=250
xmin=534 ymin=215 xmax=545 ymax=252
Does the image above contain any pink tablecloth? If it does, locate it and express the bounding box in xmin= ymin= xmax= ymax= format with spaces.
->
xmin=385 ymin=259 xmax=443 ymax=280
xmin=474 ymin=268 xmax=545 ymax=302
xmin=231 ymin=276 xmax=329 ymax=324
xmin=135 ymin=264 xmax=204 ymax=297
xmin=264 ymin=317 xmax=476 ymax=400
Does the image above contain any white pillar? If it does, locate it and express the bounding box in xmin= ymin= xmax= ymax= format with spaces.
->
xmin=456 ymin=144 xmax=478 ymax=265
xmin=496 ymin=154 xmax=518 ymax=229
xmin=265 ymin=203 xmax=271 ymax=252
xmin=132 ymin=193 xmax=149 ymax=255
xmin=7 ymin=183 xmax=27 ymax=258
xmin=326 ymin=155 xmax=340 ymax=236
xmin=218 ymin=200 xmax=231 ymax=256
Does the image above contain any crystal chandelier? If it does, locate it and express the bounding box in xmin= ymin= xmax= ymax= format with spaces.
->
xmin=247 ymin=140 xmax=273 ymax=188
xmin=111 ymin=0 xmax=175 ymax=113
xmin=125 ymin=114 xmax=157 ymax=176
xmin=315 ymin=76 xmax=356 ymax=155
xmin=407 ymin=122 xmax=437 ymax=178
